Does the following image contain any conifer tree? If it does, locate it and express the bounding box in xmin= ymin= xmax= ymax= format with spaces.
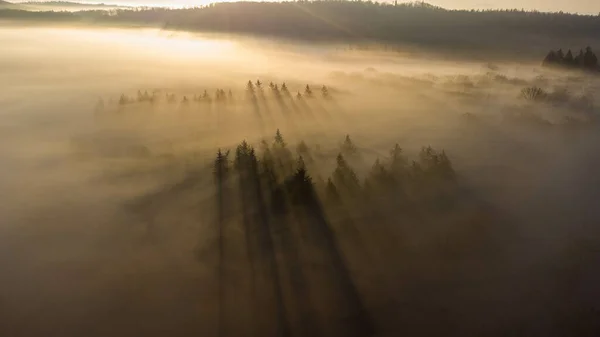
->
xmin=565 ymin=49 xmax=575 ymax=65
xmin=584 ymin=46 xmax=598 ymax=69
xmin=214 ymin=149 xmax=230 ymax=182
xmin=389 ymin=144 xmax=408 ymax=174
xmin=119 ymin=94 xmax=128 ymax=105
xmin=321 ymin=85 xmax=329 ymax=98
xmin=332 ymin=153 xmax=360 ymax=194
xmin=341 ymin=134 xmax=359 ymax=157
xmin=305 ymin=84 xmax=313 ymax=97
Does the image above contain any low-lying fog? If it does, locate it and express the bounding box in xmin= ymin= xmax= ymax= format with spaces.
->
xmin=1 ymin=26 xmax=599 ymax=337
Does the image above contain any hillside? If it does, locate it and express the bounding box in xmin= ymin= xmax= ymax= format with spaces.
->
xmin=1 ymin=1 xmax=600 ymax=59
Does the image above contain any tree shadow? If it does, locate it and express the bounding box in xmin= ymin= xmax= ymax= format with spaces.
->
xmin=256 ymin=87 xmax=274 ymax=122
xmin=285 ymin=172 xmax=376 ymax=337
xmin=295 ymin=95 xmax=315 ymax=120
xmin=236 ymin=145 xmax=291 ymax=337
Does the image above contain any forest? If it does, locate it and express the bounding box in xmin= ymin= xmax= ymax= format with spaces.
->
xmin=543 ymin=46 xmax=599 ymax=71
xmin=1 ymin=1 xmax=600 ymax=58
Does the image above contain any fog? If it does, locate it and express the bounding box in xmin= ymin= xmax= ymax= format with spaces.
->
xmin=1 ymin=26 xmax=599 ymax=337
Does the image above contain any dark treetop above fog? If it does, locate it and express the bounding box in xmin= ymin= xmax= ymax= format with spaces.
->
xmin=1 ymin=1 xmax=600 ymax=58
xmin=543 ymin=46 xmax=599 ymax=71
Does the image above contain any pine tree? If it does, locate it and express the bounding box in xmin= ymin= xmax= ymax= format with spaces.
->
xmin=321 ymin=85 xmax=329 ymax=98
xmin=341 ymin=134 xmax=358 ymax=157
xmin=234 ymin=140 xmax=251 ymax=172
xmin=543 ymin=50 xmax=557 ymax=66
xmin=296 ymin=140 xmax=310 ymax=155
xmin=305 ymin=85 xmax=313 ymax=97
xmin=274 ymin=129 xmax=286 ymax=147
xmin=214 ymin=149 xmax=230 ymax=182
xmin=332 ymin=153 xmax=360 ymax=195
xmin=575 ymin=49 xmax=585 ymax=66
xmin=389 ymin=144 xmax=408 ymax=174
xmin=565 ymin=49 xmax=575 ymax=65
xmin=119 ymin=94 xmax=128 ymax=105
xmin=584 ymin=46 xmax=598 ymax=69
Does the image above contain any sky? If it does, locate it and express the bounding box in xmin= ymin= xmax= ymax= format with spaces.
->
xmin=10 ymin=0 xmax=600 ymax=14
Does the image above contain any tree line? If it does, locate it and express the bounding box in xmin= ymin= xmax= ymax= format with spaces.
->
xmin=95 ymin=80 xmax=332 ymax=113
xmin=543 ymin=46 xmax=599 ymax=71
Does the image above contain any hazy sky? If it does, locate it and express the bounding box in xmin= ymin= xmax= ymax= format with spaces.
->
xmin=10 ymin=0 xmax=600 ymax=14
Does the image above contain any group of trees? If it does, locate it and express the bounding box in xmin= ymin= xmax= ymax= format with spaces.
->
xmin=543 ymin=46 xmax=599 ymax=71
xmin=215 ymin=130 xmax=456 ymax=210
xmin=100 ymin=80 xmax=332 ymax=112
xmin=207 ymin=129 xmax=468 ymax=336
xmin=246 ymin=80 xmax=331 ymax=99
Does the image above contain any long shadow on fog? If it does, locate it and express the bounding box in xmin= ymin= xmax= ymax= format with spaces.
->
xmin=256 ymin=87 xmax=274 ymax=121
xmin=282 ymin=91 xmax=304 ymax=118
xmin=305 ymin=97 xmax=333 ymax=122
xmin=295 ymin=96 xmax=316 ymax=120
xmin=227 ymin=153 xmax=290 ymax=337
xmin=284 ymin=181 xmax=376 ymax=337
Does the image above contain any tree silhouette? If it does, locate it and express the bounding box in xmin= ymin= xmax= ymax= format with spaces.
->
xmin=364 ymin=158 xmax=394 ymax=197
xmin=543 ymin=46 xmax=598 ymax=71
xmin=564 ymin=49 xmax=575 ymax=65
xmin=296 ymin=140 xmax=313 ymax=163
xmin=304 ymin=84 xmax=313 ymax=97
xmin=584 ymin=46 xmax=598 ymax=69
xmin=575 ymin=49 xmax=585 ymax=66
xmin=389 ymin=143 xmax=408 ymax=176
xmin=274 ymin=129 xmax=286 ymax=147
xmin=119 ymin=94 xmax=128 ymax=105
xmin=271 ymin=130 xmax=294 ymax=179
xmin=332 ymin=153 xmax=361 ymax=196
xmin=214 ymin=149 xmax=230 ymax=182
xmin=321 ymin=85 xmax=330 ymax=98
xmin=341 ymin=134 xmax=359 ymax=157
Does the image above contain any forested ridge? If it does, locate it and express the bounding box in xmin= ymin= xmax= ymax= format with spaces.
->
xmin=1 ymin=1 xmax=600 ymax=57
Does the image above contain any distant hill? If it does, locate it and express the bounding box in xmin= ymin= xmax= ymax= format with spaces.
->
xmin=0 ymin=1 xmax=18 ymax=6
xmin=1 ymin=1 xmax=599 ymax=60
xmin=21 ymin=1 xmax=128 ymax=8
xmin=0 ymin=1 xmax=130 ymax=11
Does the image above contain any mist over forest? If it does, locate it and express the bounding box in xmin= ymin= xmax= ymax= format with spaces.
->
xmin=1 ymin=3 xmax=600 ymax=337
xmin=1 ymin=1 xmax=600 ymax=58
